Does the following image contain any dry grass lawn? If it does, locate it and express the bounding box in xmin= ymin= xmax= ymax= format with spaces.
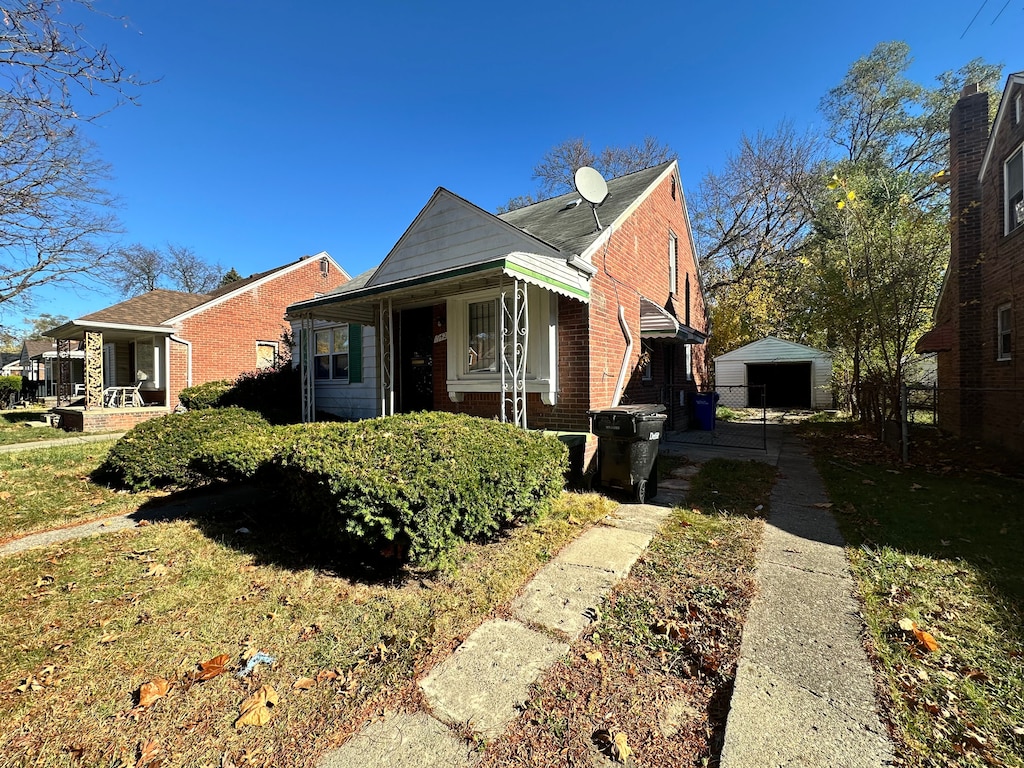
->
xmin=0 ymin=483 xmax=616 ymax=767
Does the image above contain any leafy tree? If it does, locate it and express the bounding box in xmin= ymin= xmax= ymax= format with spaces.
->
xmin=499 ymin=136 xmax=674 ymax=212
xmin=0 ymin=0 xmax=143 ymax=327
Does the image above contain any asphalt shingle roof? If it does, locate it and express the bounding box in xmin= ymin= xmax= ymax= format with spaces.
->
xmin=79 ymin=289 xmax=208 ymax=326
xmin=497 ymin=161 xmax=673 ymax=256
xmin=312 ymin=162 xmax=673 ymax=303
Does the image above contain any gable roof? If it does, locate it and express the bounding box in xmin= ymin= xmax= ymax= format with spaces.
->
xmin=80 ymin=289 xmax=206 ymax=326
xmin=715 ymin=335 xmax=831 ymax=362
xmin=979 ymin=72 xmax=1024 ymax=181
xmin=49 ymin=254 xmax=346 ymax=337
xmin=498 ymin=161 xmax=675 ymax=256
xmin=291 ymin=162 xmax=677 ymax=321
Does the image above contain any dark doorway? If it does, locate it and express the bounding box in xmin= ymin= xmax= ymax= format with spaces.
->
xmin=746 ymin=362 xmax=811 ymax=408
xmin=398 ymin=306 xmax=435 ymax=413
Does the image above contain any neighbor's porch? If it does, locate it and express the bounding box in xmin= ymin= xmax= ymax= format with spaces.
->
xmin=45 ymin=321 xmax=175 ymax=431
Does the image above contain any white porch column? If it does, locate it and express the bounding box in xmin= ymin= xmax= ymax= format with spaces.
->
xmin=500 ymin=277 xmax=528 ymax=428
xmin=379 ymin=299 xmax=394 ymax=416
xmin=299 ymin=315 xmax=315 ymax=423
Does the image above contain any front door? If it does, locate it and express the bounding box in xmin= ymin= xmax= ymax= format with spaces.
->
xmin=398 ymin=306 xmax=435 ymax=413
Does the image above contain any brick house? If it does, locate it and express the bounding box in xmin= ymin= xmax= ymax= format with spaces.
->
xmin=916 ymin=73 xmax=1024 ymax=453
xmin=287 ymin=161 xmax=709 ymax=465
xmin=45 ymin=253 xmax=348 ymax=431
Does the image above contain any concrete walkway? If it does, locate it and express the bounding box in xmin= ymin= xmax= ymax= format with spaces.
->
xmin=317 ymin=496 xmax=679 ymax=768
xmin=719 ymin=430 xmax=895 ymax=768
xmin=0 ymin=432 xmax=125 ymax=454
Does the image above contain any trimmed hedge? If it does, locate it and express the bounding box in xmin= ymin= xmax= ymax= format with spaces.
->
xmin=178 ymin=380 xmax=232 ymax=410
xmin=275 ymin=412 xmax=567 ymax=566
xmin=94 ymin=408 xmax=274 ymax=491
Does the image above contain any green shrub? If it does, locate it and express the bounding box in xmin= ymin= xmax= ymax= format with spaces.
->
xmin=178 ymin=380 xmax=232 ymax=410
xmin=220 ymin=365 xmax=301 ymax=424
xmin=274 ymin=412 xmax=567 ymax=567
xmin=0 ymin=375 xmax=21 ymax=408
xmin=94 ymin=408 xmax=274 ymax=490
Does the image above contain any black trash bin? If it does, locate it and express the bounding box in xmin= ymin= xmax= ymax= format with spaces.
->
xmin=589 ymin=404 xmax=667 ymax=503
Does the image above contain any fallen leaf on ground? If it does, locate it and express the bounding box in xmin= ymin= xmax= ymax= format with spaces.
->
xmin=98 ymin=632 xmax=119 ymax=644
xmin=583 ymin=651 xmax=603 ymax=665
xmin=292 ymin=677 xmax=315 ymax=691
xmin=136 ymin=739 xmax=161 ymax=767
xmin=898 ymin=618 xmax=917 ymax=631
xmin=138 ymin=677 xmax=171 ymax=707
xmin=813 ymin=502 xmax=833 ymax=509
xmin=235 ymin=685 xmax=278 ymax=727
xmin=913 ymin=627 xmax=939 ymax=653
xmin=143 ymin=564 xmax=168 ymax=578
xmin=612 ymin=732 xmax=632 ymax=762
xmin=195 ymin=654 xmax=230 ymax=681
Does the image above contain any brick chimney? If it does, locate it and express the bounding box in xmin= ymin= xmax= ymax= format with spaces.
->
xmin=949 ymin=84 xmax=989 ymax=437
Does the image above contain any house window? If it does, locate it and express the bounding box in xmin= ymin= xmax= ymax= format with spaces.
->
xmin=685 ymin=344 xmax=693 ymax=381
xmin=314 ymin=326 xmax=349 ymax=380
xmin=256 ymin=341 xmax=278 ymax=369
xmin=1006 ymin=145 xmax=1024 ymax=234
xmin=641 ymin=339 xmax=653 ymax=382
xmin=998 ymin=304 xmax=1012 ymax=361
xmin=446 ymin=285 xmax=557 ymax=401
xmin=668 ymin=231 xmax=678 ymax=295
xmin=467 ymin=299 xmax=498 ymax=373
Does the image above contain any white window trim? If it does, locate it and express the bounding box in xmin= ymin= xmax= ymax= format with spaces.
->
xmin=256 ymin=341 xmax=279 ymax=369
xmin=1005 ymin=143 xmax=1024 ymax=236
xmin=685 ymin=344 xmax=693 ymax=381
xmin=314 ymin=325 xmax=350 ymax=382
xmin=997 ymin=303 xmax=1012 ymax=361
xmin=445 ymin=284 xmax=557 ymax=404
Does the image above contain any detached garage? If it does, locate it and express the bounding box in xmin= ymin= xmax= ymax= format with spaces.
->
xmin=714 ymin=336 xmax=833 ymax=410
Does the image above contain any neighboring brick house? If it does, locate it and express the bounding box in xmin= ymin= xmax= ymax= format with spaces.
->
xmin=288 ymin=161 xmax=709 ymax=465
xmin=916 ymin=73 xmax=1024 ymax=453
xmin=45 ymin=253 xmax=348 ymax=431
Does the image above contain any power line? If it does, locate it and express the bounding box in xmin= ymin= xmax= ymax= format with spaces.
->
xmin=991 ymin=0 xmax=1013 ymax=23
xmin=960 ymin=0 xmax=989 ymax=38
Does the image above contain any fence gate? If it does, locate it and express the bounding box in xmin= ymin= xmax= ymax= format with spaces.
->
xmin=665 ymin=385 xmax=768 ymax=451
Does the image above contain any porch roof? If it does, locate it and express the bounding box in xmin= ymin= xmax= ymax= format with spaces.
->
xmin=46 ymin=319 xmax=176 ymax=342
xmin=639 ymin=296 xmax=707 ymax=344
xmin=289 ymin=254 xmax=590 ymax=325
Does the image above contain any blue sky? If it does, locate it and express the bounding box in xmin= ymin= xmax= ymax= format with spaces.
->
xmin=8 ymin=0 xmax=1022 ymax=329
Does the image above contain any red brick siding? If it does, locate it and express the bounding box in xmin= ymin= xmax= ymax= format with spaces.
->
xmin=167 ymin=259 xmax=345 ymax=408
xmin=940 ymin=82 xmax=1024 ymax=453
xmin=588 ymin=171 xmax=709 ymax=417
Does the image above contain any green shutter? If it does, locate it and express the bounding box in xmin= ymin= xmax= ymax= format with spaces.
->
xmin=348 ymin=324 xmax=362 ymax=383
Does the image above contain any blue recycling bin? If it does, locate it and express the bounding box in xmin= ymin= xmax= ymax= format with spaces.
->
xmin=693 ymin=392 xmax=720 ymax=430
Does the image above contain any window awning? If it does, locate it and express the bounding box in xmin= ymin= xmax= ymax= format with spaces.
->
xmin=914 ymin=323 xmax=953 ymax=353
xmin=639 ymin=296 xmax=707 ymax=344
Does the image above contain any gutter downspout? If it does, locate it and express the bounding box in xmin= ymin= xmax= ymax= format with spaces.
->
xmin=169 ymin=334 xmax=193 ymax=389
xmin=610 ymin=305 xmax=632 ymax=407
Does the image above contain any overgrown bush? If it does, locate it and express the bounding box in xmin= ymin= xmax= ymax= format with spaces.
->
xmin=274 ymin=412 xmax=567 ymax=567
xmin=178 ymin=380 xmax=232 ymax=410
xmin=179 ymin=367 xmax=301 ymax=424
xmin=220 ymin=365 xmax=300 ymax=424
xmin=94 ymin=408 xmax=275 ymax=490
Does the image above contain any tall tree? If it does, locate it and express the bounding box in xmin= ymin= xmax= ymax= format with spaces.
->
xmin=115 ymin=244 xmax=223 ymax=296
xmin=218 ymin=267 xmax=243 ymax=287
xmin=164 ymin=245 xmax=222 ymax=294
xmin=0 ymin=0 xmax=143 ymax=328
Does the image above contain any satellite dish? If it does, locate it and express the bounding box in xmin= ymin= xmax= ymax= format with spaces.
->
xmin=574 ymin=167 xmax=608 ymax=206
